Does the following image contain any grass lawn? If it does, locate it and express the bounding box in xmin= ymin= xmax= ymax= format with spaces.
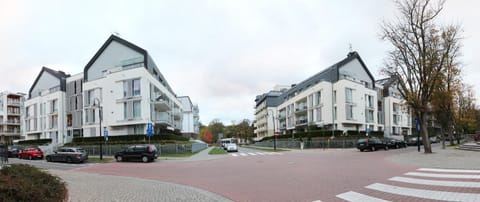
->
xmin=209 ymin=147 xmax=227 ymax=155
xmin=241 ymin=145 xmax=289 ymax=152
xmin=86 ymin=157 xmax=114 ymax=163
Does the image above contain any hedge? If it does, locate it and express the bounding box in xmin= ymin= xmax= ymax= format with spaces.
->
xmin=260 ymin=130 xmax=384 ymax=141
xmin=69 ymin=134 xmax=188 ymax=145
xmin=0 ymin=164 xmax=67 ymax=202
xmin=17 ymin=139 xmax=52 ymax=146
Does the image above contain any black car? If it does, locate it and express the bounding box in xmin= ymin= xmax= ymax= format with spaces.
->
xmin=406 ymin=136 xmax=423 ymax=146
xmin=383 ymin=138 xmax=407 ymax=149
xmin=7 ymin=145 xmax=24 ymax=158
xmin=114 ymin=144 xmax=158 ymax=163
xmin=46 ymin=147 xmax=88 ymax=163
xmin=356 ymin=138 xmax=389 ymax=152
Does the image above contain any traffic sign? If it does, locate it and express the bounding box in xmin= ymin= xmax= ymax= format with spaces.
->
xmin=274 ymin=132 xmax=279 ymax=136
xmin=146 ymin=123 xmax=154 ymax=137
xmin=366 ymin=128 xmax=370 ymax=136
xmin=103 ymin=128 xmax=108 ymax=141
xmin=415 ymin=118 xmax=420 ymax=132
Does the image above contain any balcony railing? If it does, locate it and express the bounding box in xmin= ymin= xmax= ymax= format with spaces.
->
xmin=152 ymin=99 xmax=171 ymax=112
xmin=296 ymin=119 xmax=308 ymax=125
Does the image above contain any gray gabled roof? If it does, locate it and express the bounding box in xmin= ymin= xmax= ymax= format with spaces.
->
xmin=28 ymin=66 xmax=69 ymax=99
xmin=83 ymin=35 xmax=175 ymax=96
xmin=255 ymin=51 xmax=375 ymax=107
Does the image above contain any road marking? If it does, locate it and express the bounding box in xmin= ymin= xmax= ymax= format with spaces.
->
xmin=418 ymin=168 xmax=480 ymax=173
xmin=247 ymin=153 xmax=257 ymax=156
xmin=311 ymin=200 xmax=322 ymax=202
xmin=239 ymin=153 xmax=248 ymax=156
xmin=389 ymin=176 xmax=480 ymax=188
xmin=366 ymin=183 xmax=480 ymax=202
xmin=255 ymin=152 xmax=266 ymax=155
xmin=231 ymin=153 xmax=238 ymax=157
xmin=336 ymin=191 xmax=391 ymax=202
xmin=405 ymin=172 xmax=480 ymax=179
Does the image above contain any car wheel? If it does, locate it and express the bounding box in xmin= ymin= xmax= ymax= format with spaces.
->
xmin=371 ymin=146 xmax=376 ymax=151
xmin=116 ymin=156 xmax=123 ymax=162
xmin=360 ymin=149 xmax=364 ymax=152
xmin=385 ymin=146 xmax=389 ymax=150
xmin=66 ymin=157 xmax=73 ymax=163
xmin=141 ymin=156 xmax=149 ymax=163
xmin=28 ymin=155 xmax=32 ymax=160
xmin=396 ymin=144 xmax=399 ymax=149
xmin=46 ymin=156 xmax=51 ymax=162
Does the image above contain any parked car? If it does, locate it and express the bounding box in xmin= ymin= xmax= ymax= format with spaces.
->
xmin=46 ymin=147 xmax=88 ymax=163
xmin=7 ymin=145 xmax=24 ymax=158
xmin=114 ymin=144 xmax=158 ymax=163
xmin=18 ymin=147 xmax=44 ymax=160
xmin=406 ymin=136 xmax=423 ymax=146
xmin=383 ymin=138 xmax=407 ymax=149
xmin=225 ymin=143 xmax=238 ymax=152
xmin=356 ymin=138 xmax=389 ymax=152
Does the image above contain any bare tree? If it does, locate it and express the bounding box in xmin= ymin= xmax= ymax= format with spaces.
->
xmin=381 ymin=0 xmax=462 ymax=153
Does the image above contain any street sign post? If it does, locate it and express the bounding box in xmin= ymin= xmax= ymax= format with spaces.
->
xmin=146 ymin=123 xmax=154 ymax=144
xmin=103 ymin=127 xmax=108 ymax=142
xmin=415 ymin=118 xmax=420 ymax=152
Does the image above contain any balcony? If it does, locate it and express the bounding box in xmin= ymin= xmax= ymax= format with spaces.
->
xmin=6 ymin=120 xmax=20 ymax=125
xmin=152 ymin=99 xmax=171 ymax=112
xmin=173 ymin=109 xmax=182 ymax=120
xmin=296 ymin=119 xmax=308 ymax=126
xmin=7 ymin=110 xmax=20 ymax=116
xmin=7 ymin=101 xmax=21 ymax=106
xmin=295 ymin=107 xmax=307 ymax=114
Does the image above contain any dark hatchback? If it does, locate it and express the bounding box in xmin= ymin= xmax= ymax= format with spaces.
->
xmin=356 ymin=138 xmax=389 ymax=152
xmin=114 ymin=144 xmax=158 ymax=163
xmin=46 ymin=147 xmax=88 ymax=163
xmin=383 ymin=138 xmax=407 ymax=149
xmin=7 ymin=145 xmax=24 ymax=158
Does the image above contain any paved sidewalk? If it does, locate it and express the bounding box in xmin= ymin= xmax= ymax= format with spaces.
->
xmin=158 ymin=146 xmax=227 ymax=162
xmin=49 ymin=170 xmax=231 ymax=202
xmin=387 ymin=145 xmax=480 ymax=169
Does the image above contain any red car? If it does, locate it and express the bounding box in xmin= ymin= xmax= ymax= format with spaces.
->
xmin=18 ymin=147 xmax=44 ymax=160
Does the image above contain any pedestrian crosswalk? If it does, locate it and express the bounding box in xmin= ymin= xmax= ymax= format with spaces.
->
xmin=334 ymin=167 xmax=480 ymax=202
xmin=229 ymin=152 xmax=283 ymax=157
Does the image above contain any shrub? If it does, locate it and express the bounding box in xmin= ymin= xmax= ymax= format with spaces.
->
xmin=0 ymin=164 xmax=67 ymax=202
xmin=69 ymin=134 xmax=188 ymax=145
xmin=17 ymin=139 xmax=52 ymax=146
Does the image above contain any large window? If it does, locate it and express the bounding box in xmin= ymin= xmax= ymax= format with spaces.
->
xmin=124 ymin=101 xmax=141 ymax=119
xmin=51 ymin=99 xmax=58 ymax=113
xmin=345 ymin=88 xmax=353 ymax=103
xmin=316 ymin=107 xmax=322 ymax=121
xmin=366 ymin=95 xmax=374 ymax=108
xmin=315 ymin=91 xmax=321 ymax=106
xmin=123 ymin=79 xmax=141 ymax=98
xmin=346 ymin=105 xmax=354 ymax=120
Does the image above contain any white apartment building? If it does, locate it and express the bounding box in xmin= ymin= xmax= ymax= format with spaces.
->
xmin=0 ymin=91 xmax=25 ymax=144
xmin=178 ymin=96 xmax=200 ymax=138
xmin=25 ymin=67 xmax=69 ymax=144
xmin=82 ymin=35 xmax=188 ymax=137
xmin=376 ymin=78 xmax=412 ymax=137
xmin=22 ymin=35 xmax=199 ymax=145
xmin=254 ymin=52 xmax=408 ymax=138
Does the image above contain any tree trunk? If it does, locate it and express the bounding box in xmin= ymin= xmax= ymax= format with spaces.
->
xmin=421 ymin=114 xmax=432 ymax=153
xmin=441 ymin=127 xmax=446 ymax=149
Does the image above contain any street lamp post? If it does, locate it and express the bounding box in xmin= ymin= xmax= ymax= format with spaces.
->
xmin=93 ymin=98 xmax=103 ymax=160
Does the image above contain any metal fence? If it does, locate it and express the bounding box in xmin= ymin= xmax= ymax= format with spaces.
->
xmin=79 ymin=142 xmax=208 ymax=156
xmin=0 ymin=144 xmax=8 ymax=165
xmin=254 ymin=139 xmax=357 ymax=149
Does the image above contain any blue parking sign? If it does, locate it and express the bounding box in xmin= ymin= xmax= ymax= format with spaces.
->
xmin=146 ymin=123 xmax=154 ymax=137
xmin=104 ymin=129 xmax=108 ymax=141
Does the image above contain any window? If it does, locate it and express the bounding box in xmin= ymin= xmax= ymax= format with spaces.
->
xmin=393 ymin=115 xmax=400 ymax=125
xmin=133 ymin=79 xmax=141 ymax=96
xmin=393 ymin=103 xmax=399 ymax=113
xmin=308 ymin=95 xmax=313 ymax=108
xmin=316 ymin=107 xmax=322 ymax=121
xmin=51 ymin=99 xmax=58 ymax=113
xmin=123 ymin=79 xmax=141 ymax=97
xmin=133 ymin=101 xmax=141 ymax=118
xmin=315 ymin=91 xmax=321 ymax=106
xmin=366 ymin=95 xmax=374 ymax=108
xmin=87 ymin=90 xmax=94 ymax=106
xmin=366 ymin=110 xmax=374 ymax=123
xmin=346 ymin=105 xmax=353 ymax=120
xmin=86 ymin=109 xmax=95 ymax=124
xmin=124 ymin=101 xmax=142 ymax=119
xmin=345 ymin=88 xmax=353 ymax=103
xmin=50 ymin=115 xmax=58 ymax=128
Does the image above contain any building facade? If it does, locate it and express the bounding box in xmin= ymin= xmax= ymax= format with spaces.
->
xmin=22 ymin=35 xmax=199 ymax=145
xmin=254 ymin=52 xmax=412 ymax=139
xmin=178 ymin=96 xmax=200 ymax=138
xmin=24 ymin=67 xmax=69 ymax=144
xmin=0 ymin=91 xmax=25 ymax=144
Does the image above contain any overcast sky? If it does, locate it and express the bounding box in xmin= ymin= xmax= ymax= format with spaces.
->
xmin=1 ymin=0 xmax=479 ymax=125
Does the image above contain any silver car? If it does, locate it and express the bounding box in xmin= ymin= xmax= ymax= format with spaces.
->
xmin=46 ymin=147 xmax=88 ymax=163
xmin=226 ymin=143 xmax=238 ymax=152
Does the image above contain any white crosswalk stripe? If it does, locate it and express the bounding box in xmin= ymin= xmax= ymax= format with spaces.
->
xmin=229 ymin=152 xmax=283 ymax=157
xmin=336 ymin=191 xmax=390 ymax=202
xmin=334 ymin=167 xmax=480 ymax=202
